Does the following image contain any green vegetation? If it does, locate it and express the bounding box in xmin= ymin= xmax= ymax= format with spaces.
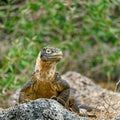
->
xmin=0 ymin=0 xmax=120 ymax=107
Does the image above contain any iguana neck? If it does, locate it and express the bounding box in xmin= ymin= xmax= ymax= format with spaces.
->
xmin=34 ymin=56 xmax=57 ymax=80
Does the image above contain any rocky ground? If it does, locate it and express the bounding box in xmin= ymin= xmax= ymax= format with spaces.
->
xmin=62 ymin=72 xmax=120 ymax=120
xmin=2 ymin=71 xmax=120 ymax=120
xmin=0 ymin=98 xmax=87 ymax=120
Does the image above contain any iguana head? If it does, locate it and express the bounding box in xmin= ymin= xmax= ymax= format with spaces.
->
xmin=40 ymin=47 xmax=63 ymax=62
xmin=34 ymin=47 xmax=63 ymax=76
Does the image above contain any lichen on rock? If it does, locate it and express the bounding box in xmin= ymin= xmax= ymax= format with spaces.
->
xmin=0 ymin=98 xmax=87 ymax=120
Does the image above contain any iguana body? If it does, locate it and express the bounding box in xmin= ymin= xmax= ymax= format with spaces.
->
xmin=19 ymin=47 xmax=96 ymax=115
xmin=19 ymin=47 xmax=70 ymax=107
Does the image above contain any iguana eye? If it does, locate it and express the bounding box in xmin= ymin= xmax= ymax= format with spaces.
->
xmin=46 ymin=48 xmax=52 ymax=54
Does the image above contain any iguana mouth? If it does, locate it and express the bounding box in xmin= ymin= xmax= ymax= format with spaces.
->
xmin=47 ymin=51 xmax=63 ymax=60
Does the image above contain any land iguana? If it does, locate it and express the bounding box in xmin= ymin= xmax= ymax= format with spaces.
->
xmin=19 ymin=47 xmax=97 ymax=116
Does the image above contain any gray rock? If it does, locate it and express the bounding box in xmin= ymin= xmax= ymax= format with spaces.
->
xmin=114 ymin=118 xmax=120 ymax=120
xmin=0 ymin=98 xmax=87 ymax=120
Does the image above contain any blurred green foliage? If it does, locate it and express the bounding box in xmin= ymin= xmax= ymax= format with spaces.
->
xmin=0 ymin=0 xmax=120 ymax=106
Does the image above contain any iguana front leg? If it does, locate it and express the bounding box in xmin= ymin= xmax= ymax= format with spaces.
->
xmin=19 ymin=80 xmax=35 ymax=103
xmin=19 ymin=92 xmax=31 ymax=103
xmin=52 ymin=74 xmax=70 ymax=107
